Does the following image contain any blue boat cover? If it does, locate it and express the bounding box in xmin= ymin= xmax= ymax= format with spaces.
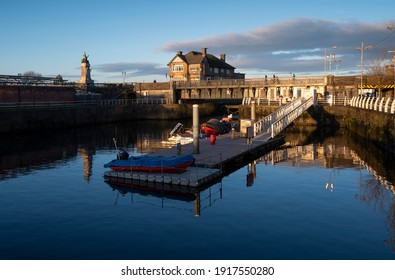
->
xmin=104 ymin=153 xmax=195 ymax=168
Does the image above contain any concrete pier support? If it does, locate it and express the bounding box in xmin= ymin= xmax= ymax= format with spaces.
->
xmin=251 ymin=101 xmax=256 ymax=121
xmin=311 ymin=88 xmax=318 ymax=106
xmin=193 ymin=104 xmax=200 ymax=154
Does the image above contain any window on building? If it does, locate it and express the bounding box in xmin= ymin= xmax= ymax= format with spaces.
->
xmin=214 ymin=67 xmax=219 ymax=74
xmin=189 ymin=65 xmax=199 ymax=72
xmin=226 ymin=69 xmax=230 ymax=75
xmin=172 ymin=65 xmax=184 ymax=72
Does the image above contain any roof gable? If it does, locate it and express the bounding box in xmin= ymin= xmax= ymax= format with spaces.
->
xmin=184 ymin=51 xmax=204 ymax=64
xmin=168 ymin=50 xmax=236 ymax=69
xmin=167 ymin=54 xmax=187 ymax=66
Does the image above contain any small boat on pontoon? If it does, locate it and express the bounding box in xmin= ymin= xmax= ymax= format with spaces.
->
xmin=201 ymin=118 xmax=232 ymax=136
xmin=161 ymin=122 xmax=193 ymax=145
xmin=104 ymin=138 xmax=195 ymax=173
xmin=103 ymin=151 xmax=195 ymax=173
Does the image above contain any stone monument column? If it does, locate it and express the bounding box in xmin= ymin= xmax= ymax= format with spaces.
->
xmin=77 ymin=52 xmax=94 ymax=90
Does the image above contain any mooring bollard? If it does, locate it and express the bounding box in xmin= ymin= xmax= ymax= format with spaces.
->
xmin=210 ymin=134 xmax=216 ymax=145
xmin=176 ymin=140 xmax=181 ymax=155
xmin=231 ymin=127 xmax=236 ymax=139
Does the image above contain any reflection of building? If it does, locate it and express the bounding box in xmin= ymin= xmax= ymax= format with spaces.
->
xmin=167 ymin=48 xmax=245 ymax=81
xmin=257 ymin=141 xmax=395 ymax=252
xmin=79 ymin=148 xmax=93 ymax=183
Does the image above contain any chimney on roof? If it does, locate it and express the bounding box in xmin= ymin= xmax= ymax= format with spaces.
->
xmin=202 ymin=48 xmax=207 ymax=56
xmin=177 ymin=50 xmax=183 ymax=55
xmin=220 ymin=54 xmax=226 ymax=62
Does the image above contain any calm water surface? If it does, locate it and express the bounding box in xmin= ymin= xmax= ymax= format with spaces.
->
xmin=0 ymin=120 xmax=394 ymax=260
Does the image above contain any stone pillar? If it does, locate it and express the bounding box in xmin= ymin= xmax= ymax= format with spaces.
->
xmin=193 ymin=104 xmax=199 ymax=154
xmin=311 ymin=88 xmax=318 ymax=106
xmin=77 ymin=52 xmax=94 ymax=91
xmin=251 ymin=101 xmax=256 ymax=121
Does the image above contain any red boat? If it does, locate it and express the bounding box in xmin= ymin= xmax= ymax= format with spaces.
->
xmin=201 ymin=118 xmax=232 ymax=136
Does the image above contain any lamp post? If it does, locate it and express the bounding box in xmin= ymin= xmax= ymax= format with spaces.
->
xmin=324 ymin=46 xmax=337 ymax=76
xmin=328 ymin=53 xmax=336 ymax=74
xmin=323 ymin=46 xmax=336 ymax=96
xmin=356 ymin=42 xmax=373 ymax=95
xmin=333 ymin=59 xmax=341 ymax=75
xmin=389 ymin=50 xmax=395 ymax=97
xmin=122 ymin=71 xmax=126 ymax=85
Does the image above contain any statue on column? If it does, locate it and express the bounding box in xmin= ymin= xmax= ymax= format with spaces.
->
xmin=77 ymin=52 xmax=94 ymax=88
xmin=81 ymin=52 xmax=89 ymax=63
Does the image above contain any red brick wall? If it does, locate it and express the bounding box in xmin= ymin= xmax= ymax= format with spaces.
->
xmin=0 ymin=85 xmax=77 ymax=103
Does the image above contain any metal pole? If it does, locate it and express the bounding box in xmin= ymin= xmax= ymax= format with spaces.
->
xmin=357 ymin=42 xmax=372 ymax=95
xmin=389 ymin=51 xmax=395 ymax=98
xmin=193 ymin=104 xmax=199 ymax=154
xmin=324 ymin=48 xmax=327 ymax=76
xmin=361 ymin=42 xmax=364 ymax=94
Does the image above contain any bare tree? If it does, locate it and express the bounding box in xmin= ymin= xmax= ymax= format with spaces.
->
xmin=366 ymin=49 xmax=393 ymax=98
xmin=23 ymin=71 xmax=42 ymax=77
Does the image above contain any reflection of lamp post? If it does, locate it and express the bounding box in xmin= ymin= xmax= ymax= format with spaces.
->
xmin=325 ymin=168 xmax=334 ymax=192
xmin=356 ymin=42 xmax=373 ymax=95
xmin=389 ymin=50 xmax=395 ymax=97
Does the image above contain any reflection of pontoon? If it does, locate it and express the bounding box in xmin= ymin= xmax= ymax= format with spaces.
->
xmin=105 ymin=178 xmax=196 ymax=201
xmin=104 ymin=176 xmax=223 ymax=216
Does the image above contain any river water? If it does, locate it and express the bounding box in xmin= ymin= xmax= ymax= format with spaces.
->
xmin=0 ymin=120 xmax=394 ymax=260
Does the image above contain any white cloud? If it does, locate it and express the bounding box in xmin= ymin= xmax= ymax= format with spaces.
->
xmin=160 ymin=18 xmax=395 ymax=76
xmin=85 ymin=18 xmax=395 ymax=81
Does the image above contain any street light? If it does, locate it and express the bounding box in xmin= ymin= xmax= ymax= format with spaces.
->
xmin=333 ymin=59 xmax=341 ymax=75
xmin=324 ymin=46 xmax=337 ymax=76
xmin=328 ymin=53 xmax=336 ymax=74
xmin=356 ymin=42 xmax=373 ymax=95
xmin=122 ymin=71 xmax=126 ymax=84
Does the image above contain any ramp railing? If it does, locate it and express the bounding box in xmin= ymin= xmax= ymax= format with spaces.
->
xmin=254 ymin=97 xmax=314 ymax=139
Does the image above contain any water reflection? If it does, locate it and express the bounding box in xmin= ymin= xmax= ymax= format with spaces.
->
xmin=105 ymin=177 xmax=223 ymax=217
xmin=0 ymin=120 xmax=188 ymax=181
xmin=256 ymin=129 xmax=395 ymax=253
xmin=1 ymin=121 xmax=395 ymax=259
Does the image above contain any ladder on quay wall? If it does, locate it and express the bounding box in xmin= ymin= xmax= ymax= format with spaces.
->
xmin=253 ymin=96 xmax=314 ymax=140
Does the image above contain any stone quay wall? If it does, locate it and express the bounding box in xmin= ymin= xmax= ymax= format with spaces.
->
xmin=0 ymin=103 xmax=219 ymax=134
xmin=324 ymin=106 xmax=395 ymax=146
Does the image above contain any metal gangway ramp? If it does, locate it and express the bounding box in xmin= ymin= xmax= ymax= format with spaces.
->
xmin=253 ymin=96 xmax=314 ymax=141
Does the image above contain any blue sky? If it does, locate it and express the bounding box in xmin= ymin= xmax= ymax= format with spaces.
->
xmin=1 ymin=0 xmax=394 ymax=83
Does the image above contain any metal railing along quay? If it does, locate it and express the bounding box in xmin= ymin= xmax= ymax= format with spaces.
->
xmin=0 ymin=98 xmax=170 ymax=111
xmin=349 ymin=96 xmax=395 ymax=114
xmin=173 ymin=76 xmax=325 ymax=89
xmin=268 ymin=97 xmax=314 ymax=139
